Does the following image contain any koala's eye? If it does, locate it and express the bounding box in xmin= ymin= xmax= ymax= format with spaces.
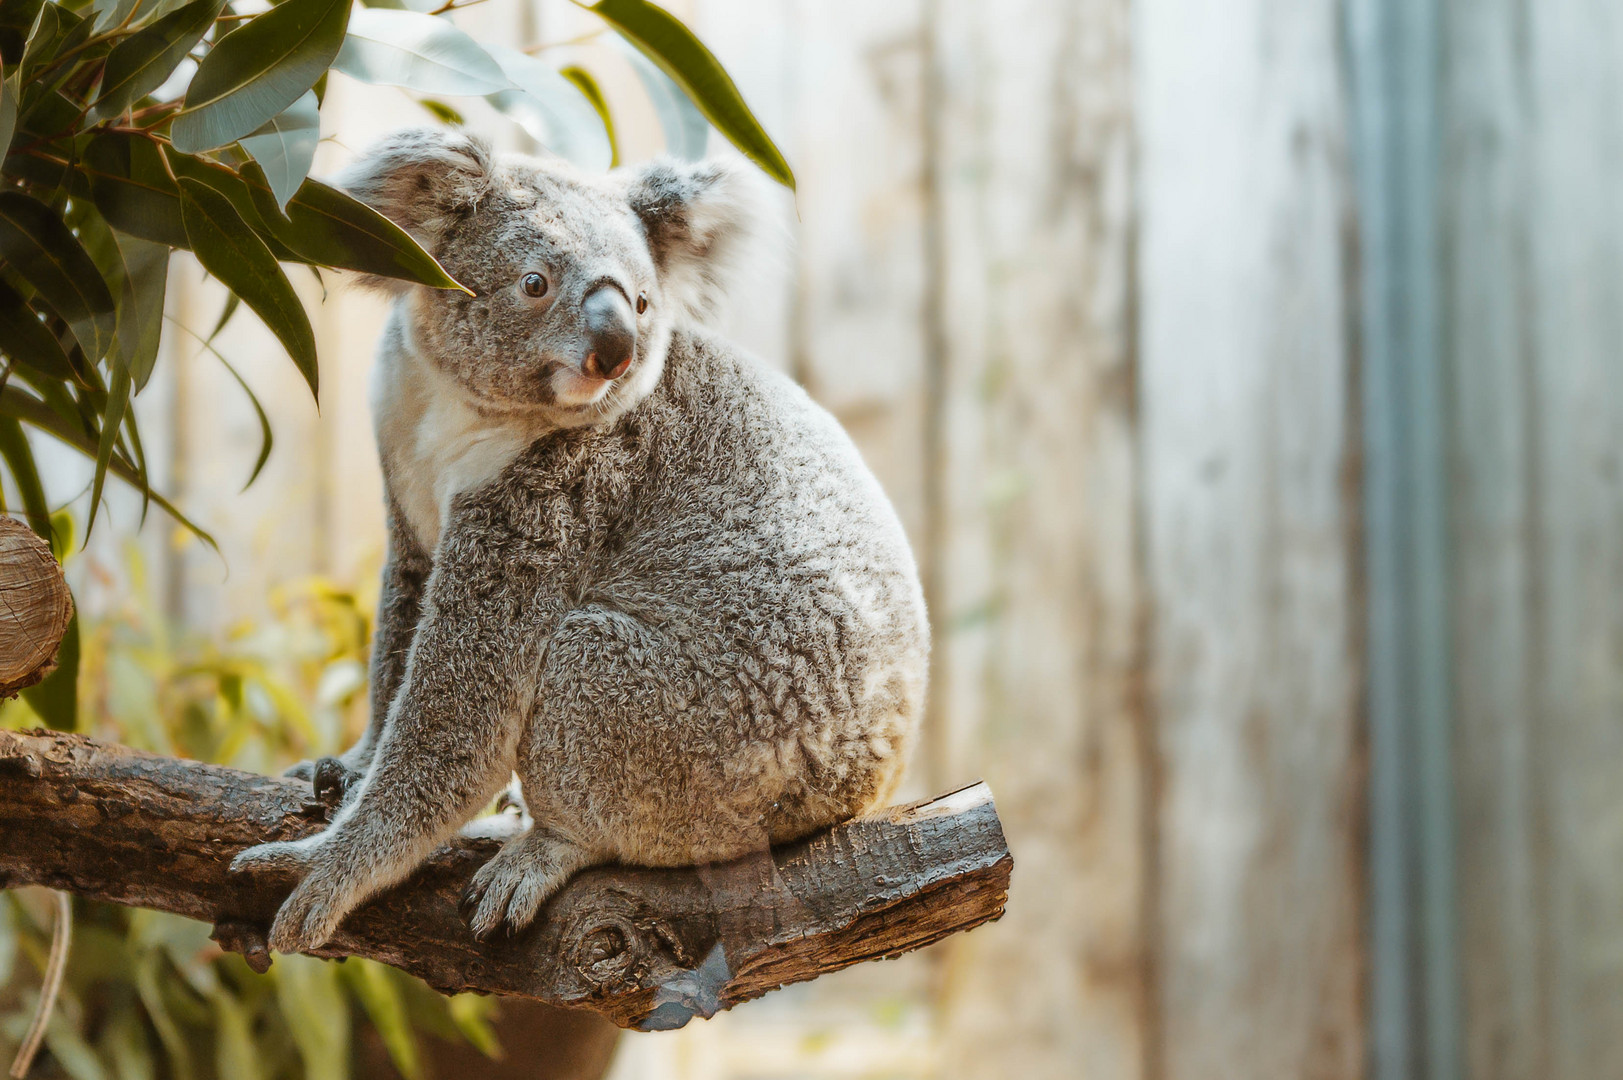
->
xmin=520 ymin=272 xmax=549 ymax=298
xmin=636 ymin=292 xmax=649 ymax=315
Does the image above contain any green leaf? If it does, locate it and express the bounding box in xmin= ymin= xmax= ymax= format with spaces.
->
xmin=560 ymin=65 xmax=619 ymax=167
xmin=42 ymin=1009 xmax=109 ymax=1080
xmin=80 ymin=132 xmax=190 ymax=249
xmin=0 ymin=191 xmax=115 ymax=325
xmin=239 ymin=89 xmax=321 ymax=210
xmin=333 ymin=9 xmax=511 ymax=96
xmin=0 ymin=0 xmax=44 ymax=65
xmin=416 ymin=98 xmax=464 ymax=126
xmin=1 ymin=380 xmax=217 ymax=551
xmin=21 ymin=608 xmax=77 ymax=730
xmin=0 ymin=278 xmax=77 ymax=382
xmin=483 ymin=44 xmax=612 ymax=171
xmin=587 ymin=0 xmax=794 ymax=187
xmin=111 ymin=233 xmax=169 ymax=391
xmin=211 ymin=992 xmax=266 ymax=1080
xmin=168 ymin=316 xmax=274 ymax=490
xmin=92 ymin=0 xmax=225 ymax=121
xmin=0 ymin=414 xmax=51 ymax=538
xmin=69 ymin=206 xmax=170 ymax=390
xmin=207 ymin=293 xmax=240 ymax=343
xmin=165 ymin=149 xmax=304 ymax=262
xmin=178 ymin=177 xmax=319 ymax=400
xmin=613 ymin=35 xmax=706 ymax=160
xmin=134 ymin=952 xmax=194 ymax=1080
xmin=169 ymin=0 xmax=352 ymax=154
xmin=87 ymin=356 xmax=131 ymax=535
xmin=344 ymin=961 xmax=422 ymax=1080
xmin=239 ymin=167 xmax=468 ymax=291
xmin=0 ymin=71 xmax=18 ymax=156
xmin=446 ymin=994 xmax=502 ymax=1058
xmin=274 ymin=955 xmax=350 ymax=1080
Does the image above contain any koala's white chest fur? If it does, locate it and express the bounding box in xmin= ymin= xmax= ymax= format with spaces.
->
xmin=371 ymin=317 xmax=543 ymax=551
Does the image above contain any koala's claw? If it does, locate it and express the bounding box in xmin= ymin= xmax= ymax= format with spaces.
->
xmin=461 ymin=830 xmax=589 ymax=942
xmin=266 ymin=875 xmax=347 ymax=954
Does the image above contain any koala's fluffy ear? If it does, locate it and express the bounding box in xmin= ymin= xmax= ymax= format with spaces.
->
xmin=625 ymin=158 xmax=778 ymax=323
xmin=335 ymin=128 xmax=495 ymax=290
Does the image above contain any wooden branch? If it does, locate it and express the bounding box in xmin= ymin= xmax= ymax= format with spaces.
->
xmin=0 ymin=729 xmax=1011 ymax=1030
xmin=0 ymin=517 xmax=72 ymax=696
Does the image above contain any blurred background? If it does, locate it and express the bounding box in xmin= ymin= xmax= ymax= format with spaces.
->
xmin=5 ymin=0 xmax=1623 ymax=1078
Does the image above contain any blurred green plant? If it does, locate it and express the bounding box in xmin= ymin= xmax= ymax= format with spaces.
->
xmin=0 ymin=531 xmax=505 ymax=1079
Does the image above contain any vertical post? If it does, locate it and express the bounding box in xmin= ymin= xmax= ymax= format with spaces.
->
xmin=1345 ymin=0 xmax=1461 ymax=1077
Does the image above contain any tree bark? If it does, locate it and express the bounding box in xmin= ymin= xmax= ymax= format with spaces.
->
xmin=0 ymin=729 xmax=1011 ymax=1031
xmin=0 ymin=517 xmax=72 ymax=697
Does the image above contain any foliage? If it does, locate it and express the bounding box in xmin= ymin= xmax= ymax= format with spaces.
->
xmin=0 ymin=0 xmax=792 ymax=731
xmin=0 ymin=533 xmax=506 ymax=1080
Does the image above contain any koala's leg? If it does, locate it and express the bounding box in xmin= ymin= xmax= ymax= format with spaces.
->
xmin=460 ymin=825 xmax=594 ymax=940
xmin=234 ymin=598 xmax=528 ymax=954
xmin=286 ymin=507 xmax=429 ymax=801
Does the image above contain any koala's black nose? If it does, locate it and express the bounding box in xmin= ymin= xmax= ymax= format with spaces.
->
xmin=581 ymin=284 xmax=636 ymax=381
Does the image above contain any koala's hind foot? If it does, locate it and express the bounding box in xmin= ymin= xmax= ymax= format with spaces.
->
xmin=461 ymin=827 xmax=592 ymax=940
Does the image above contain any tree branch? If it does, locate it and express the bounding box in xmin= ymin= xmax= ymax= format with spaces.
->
xmin=0 ymin=729 xmax=1011 ymax=1030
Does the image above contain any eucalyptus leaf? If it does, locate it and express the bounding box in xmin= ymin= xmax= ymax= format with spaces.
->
xmin=238 ymin=167 xmax=467 ymax=291
xmin=0 ymin=414 xmax=51 ymax=538
xmin=417 ymin=98 xmax=464 ymax=126
xmin=93 ymin=0 xmax=224 ymax=121
xmin=81 ymin=132 xmax=189 ymax=250
xmin=334 ymin=9 xmax=511 ymax=96
xmin=211 ymin=992 xmax=265 ymax=1080
xmin=483 ymin=44 xmax=612 ymax=171
xmin=88 ymin=357 xmax=131 ymax=534
xmin=0 ymin=190 xmax=115 ymax=325
xmin=613 ymin=34 xmax=706 ymax=160
xmin=344 ymin=961 xmax=422 ymax=1080
xmin=274 ymin=955 xmax=350 ymax=1080
xmin=0 ymin=71 xmax=18 ymax=156
xmin=0 ymin=0 xmax=44 ymax=65
xmin=588 ymin=0 xmax=793 ymax=186
xmin=70 ymin=207 xmax=170 ymax=390
xmin=169 ymin=0 xmax=351 ymax=153
xmin=178 ymin=177 xmax=319 ymax=400
xmin=0 ymin=278 xmax=77 ymax=382
xmin=560 ymin=64 xmax=619 ymax=167
xmin=239 ymin=90 xmax=321 ymax=210
xmin=0 ymin=385 xmax=216 ymax=549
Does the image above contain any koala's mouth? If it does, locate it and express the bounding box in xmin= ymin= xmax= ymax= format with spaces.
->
xmin=550 ymin=365 xmax=622 ymax=409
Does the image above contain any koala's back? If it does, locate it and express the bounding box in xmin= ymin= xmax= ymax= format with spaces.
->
xmin=485 ymin=329 xmax=929 ymax=866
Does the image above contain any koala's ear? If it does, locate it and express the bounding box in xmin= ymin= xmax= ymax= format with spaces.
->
xmin=624 ymin=158 xmax=777 ymax=322
xmin=334 ymin=128 xmax=495 ymax=289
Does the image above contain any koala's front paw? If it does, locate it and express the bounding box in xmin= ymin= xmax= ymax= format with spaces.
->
xmin=460 ymin=829 xmax=590 ymax=942
xmin=230 ymin=837 xmax=320 ymax=878
xmin=265 ymin=868 xmax=355 ymax=954
xmin=230 ymin=837 xmax=359 ymax=954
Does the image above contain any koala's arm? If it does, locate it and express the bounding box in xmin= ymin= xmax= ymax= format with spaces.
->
xmin=356 ymin=501 xmax=432 ymax=769
xmin=236 ymin=553 xmax=539 ymax=953
xmin=285 ymin=499 xmax=429 ymax=785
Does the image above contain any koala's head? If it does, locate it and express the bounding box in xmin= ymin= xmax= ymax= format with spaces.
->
xmin=338 ymin=128 xmax=771 ymax=428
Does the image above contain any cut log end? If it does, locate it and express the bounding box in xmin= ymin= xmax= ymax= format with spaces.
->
xmin=0 ymin=729 xmax=1012 ymax=1029
xmin=0 ymin=517 xmax=72 ymax=697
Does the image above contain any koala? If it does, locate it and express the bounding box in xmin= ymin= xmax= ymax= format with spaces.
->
xmin=231 ymin=129 xmax=930 ymax=953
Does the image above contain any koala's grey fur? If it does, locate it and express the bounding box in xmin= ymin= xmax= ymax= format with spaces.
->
xmin=233 ymin=129 xmax=929 ymax=952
